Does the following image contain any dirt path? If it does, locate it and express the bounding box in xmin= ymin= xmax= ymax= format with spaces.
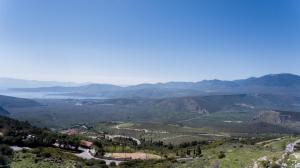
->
xmin=104 ymin=152 xmax=161 ymax=160
xmin=255 ymin=137 xmax=284 ymax=145
xmin=178 ymin=116 xmax=203 ymax=122
xmin=161 ymin=135 xmax=190 ymax=140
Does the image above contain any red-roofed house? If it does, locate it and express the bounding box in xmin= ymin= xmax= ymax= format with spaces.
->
xmin=80 ymin=140 xmax=93 ymax=149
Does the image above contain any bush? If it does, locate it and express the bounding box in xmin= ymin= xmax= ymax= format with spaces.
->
xmin=0 ymin=145 xmax=13 ymax=156
xmin=218 ymin=151 xmax=226 ymax=159
xmin=42 ymin=152 xmax=52 ymax=158
xmin=110 ymin=161 xmax=116 ymax=167
xmin=0 ymin=144 xmax=13 ymax=168
xmin=0 ymin=154 xmax=9 ymax=167
xmin=270 ymin=163 xmax=281 ymax=168
xmin=85 ymin=159 xmax=107 ymax=168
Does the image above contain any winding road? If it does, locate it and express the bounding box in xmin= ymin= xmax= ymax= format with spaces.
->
xmin=106 ymin=134 xmax=141 ymax=145
xmin=75 ymin=147 xmax=123 ymax=165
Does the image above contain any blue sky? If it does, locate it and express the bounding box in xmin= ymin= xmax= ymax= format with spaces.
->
xmin=0 ymin=0 xmax=299 ymax=84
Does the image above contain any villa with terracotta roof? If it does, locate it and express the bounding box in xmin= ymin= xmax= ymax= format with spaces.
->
xmin=80 ymin=140 xmax=93 ymax=149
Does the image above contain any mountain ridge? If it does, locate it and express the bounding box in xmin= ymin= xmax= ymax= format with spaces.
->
xmin=6 ymin=73 xmax=300 ymax=99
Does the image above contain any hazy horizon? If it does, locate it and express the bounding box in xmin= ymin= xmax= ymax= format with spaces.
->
xmin=0 ymin=72 xmax=298 ymax=86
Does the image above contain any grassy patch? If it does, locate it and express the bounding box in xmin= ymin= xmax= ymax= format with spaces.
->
xmin=11 ymin=151 xmax=77 ymax=168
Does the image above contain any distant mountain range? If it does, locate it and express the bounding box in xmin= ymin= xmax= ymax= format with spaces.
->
xmin=5 ymin=73 xmax=300 ymax=99
xmin=0 ymin=78 xmax=81 ymax=89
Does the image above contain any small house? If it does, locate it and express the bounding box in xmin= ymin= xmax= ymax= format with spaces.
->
xmin=80 ymin=140 xmax=93 ymax=149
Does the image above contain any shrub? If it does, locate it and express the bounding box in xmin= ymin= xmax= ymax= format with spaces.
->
xmin=85 ymin=159 xmax=107 ymax=168
xmin=0 ymin=145 xmax=13 ymax=156
xmin=110 ymin=161 xmax=116 ymax=167
xmin=270 ymin=163 xmax=281 ymax=168
xmin=0 ymin=154 xmax=9 ymax=167
xmin=218 ymin=151 xmax=226 ymax=159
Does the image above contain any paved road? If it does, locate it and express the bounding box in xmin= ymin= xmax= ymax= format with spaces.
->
xmin=75 ymin=147 xmax=123 ymax=165
xmin=286 ymin=139 xmax=300 ymax=153
xmin=10 ymin=146 xmax=32 ymax=151
xmin=106 ymin=134 xmax=141 ymax=145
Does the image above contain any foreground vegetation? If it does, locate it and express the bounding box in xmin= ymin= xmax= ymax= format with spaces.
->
xmin=10 ymin=148 xmax=108 ymax=168
xmin=1 ymin=115 xmax=300 ymax=168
